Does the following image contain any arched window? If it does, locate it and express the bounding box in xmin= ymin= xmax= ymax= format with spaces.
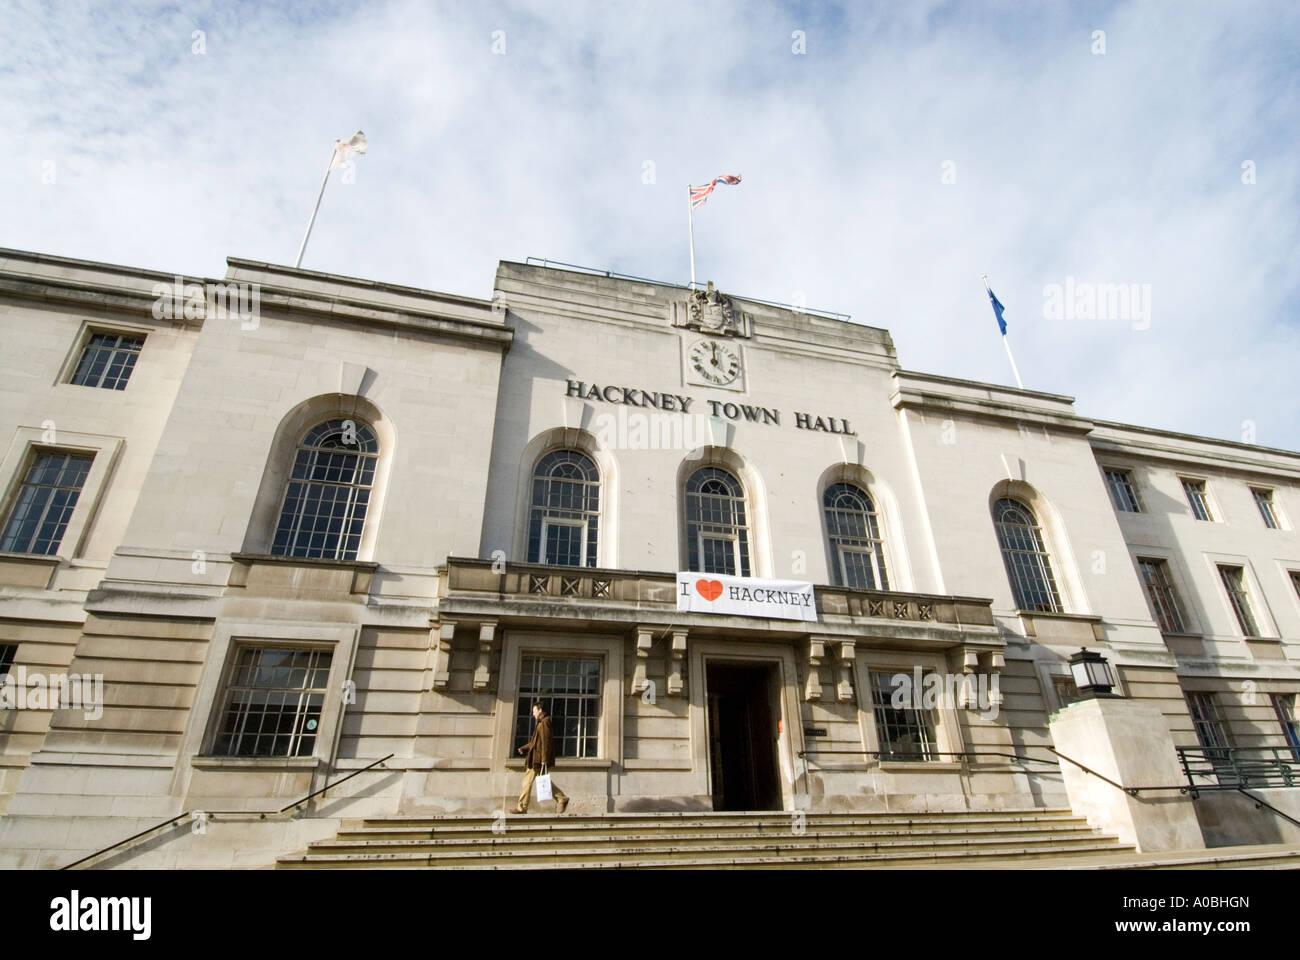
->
xmin=824 ymin=482 xmax=889 ymax=590
xmin=685 ymin=467 xmax=752 ymax=577
xmin=527 ymin=450 xmax=600 ymax=566
xmin=271 ymin=419 xmax=378 ymax=561
xmin=992 ymin=497 xmax=1062 ymax=612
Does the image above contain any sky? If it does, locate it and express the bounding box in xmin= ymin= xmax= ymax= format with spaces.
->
xmin=2 ymin=0 xmax=1298 ymax=449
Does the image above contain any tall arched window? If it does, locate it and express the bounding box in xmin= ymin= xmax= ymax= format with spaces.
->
xmin=824 ymin=482 xmax=889 ymax=590
xmin=685 ymin=467 xmax=752 ymax=577
xmin=992 ymin=497 xmax=1062 ymax=612
xmin=527 ymin=450 xmax=600 ymax=566
xmin=271 ymin=419 xmax=378 ymax=561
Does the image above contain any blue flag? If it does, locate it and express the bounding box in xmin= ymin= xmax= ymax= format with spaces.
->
xmin=987 ymin=285 xmax=1007 ymax=335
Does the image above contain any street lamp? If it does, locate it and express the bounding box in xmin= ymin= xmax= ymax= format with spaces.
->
xmin=1068 ymin=647 xmax=1117 ymax=698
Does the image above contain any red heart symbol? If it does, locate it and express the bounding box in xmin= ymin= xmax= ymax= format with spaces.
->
xmin=695 ymin=579 xmax=723 ymax=602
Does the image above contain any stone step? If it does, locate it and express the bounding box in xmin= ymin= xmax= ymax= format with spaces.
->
xmin=277 ymin=838 xmax=1133 ymax=869
xmin=348 ymin=809 xmax=1088 ymax=832
xmin=335 ymin=815 xmax=1092 ymax=841
xmin=317 ymin=824 xmax=1105 ymax=853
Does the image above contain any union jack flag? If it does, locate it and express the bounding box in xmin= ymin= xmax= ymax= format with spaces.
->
xmin=689 ymin=174 xmax=742 ymax=209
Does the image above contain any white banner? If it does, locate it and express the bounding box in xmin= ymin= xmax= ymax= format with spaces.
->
xmin=676 ymin=572 xmax=817 ymax=622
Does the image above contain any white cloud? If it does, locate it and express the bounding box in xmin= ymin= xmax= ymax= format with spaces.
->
xmin=1 ymin=0 xmax=1296 ymax=446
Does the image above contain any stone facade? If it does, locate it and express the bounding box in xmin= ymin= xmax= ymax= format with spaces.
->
xmin=0 ymin=248 xmax=1296 ymax=868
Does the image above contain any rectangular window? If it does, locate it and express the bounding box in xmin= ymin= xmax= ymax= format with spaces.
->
xmin=1136 ymin=557 xmax=1189 ymax=634
xmin=0 ymin=450 xmax=95 ymax=555
xmin=1252 ymin=488 xmax=1280 ymax=529
xmin=870 ymin=671 xmax=940 ymax=761
xmin=0 ymin=643 xmax=15 ymax=679
xmin=1186 ymin=692 xmax=1231 ymax=754
xmin=837 ymin=545 xmax=888 ymax=591
xmin=69 ymin=331 xmax=144 ymax=390
xmin=1104 ymin=469 xmax=1142 ymax=513
xmin=513 ymin=656 xmax=601 ymax=758
xmin=1291 ymin=571 xmax=1300 ymax=601
xmin=698 ymin=533 xmax=740 ymax=576
xmin=211 ymin=646 xmax=332 ymax=757
xmin=1217 ymin=564 xmax=1260 ymax=637
xmin=1273 ymin=695 xmax=1299 ymax=761
xmin=540 ymin=518 xmax=587 ymax=567
xmin=1181 ymin=478 xmax=1213 ymax=521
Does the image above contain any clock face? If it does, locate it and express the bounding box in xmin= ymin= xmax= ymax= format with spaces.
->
xmin=690 ymin=339 xmax=741 ymax=385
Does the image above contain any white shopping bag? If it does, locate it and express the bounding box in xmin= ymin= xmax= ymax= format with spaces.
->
xmin=535 ymin=764 xmax=553 ymax=802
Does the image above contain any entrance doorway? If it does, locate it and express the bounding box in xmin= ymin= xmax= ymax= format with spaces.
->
xmin=706 ymin=662 xmax=782 ymax=811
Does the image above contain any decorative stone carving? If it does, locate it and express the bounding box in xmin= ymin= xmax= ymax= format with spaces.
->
xmin=632 ymin=626 xmax=654 ymax=697
xmin=805 ymin=639 xmax=825 ymax=702
xmin=670 ymin=281 xmax=750 ymax=337
xmin=473 ymin=621 xmax=497 ymax=691
xmin=431 ymin=620 xmax=456 ymax=689
xmin=836 ymin=641 xmax=856 ymax=703
xmin=667 ymin=629 xmax=687 ymax=696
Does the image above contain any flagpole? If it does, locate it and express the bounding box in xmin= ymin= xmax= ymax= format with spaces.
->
xmin=687 ymin=184 xmax=697 ymax=289
xmin=295 ymin=146 xmax=337 ymax=269
xmin=983 ymin=274 xmax=1024 ymax=390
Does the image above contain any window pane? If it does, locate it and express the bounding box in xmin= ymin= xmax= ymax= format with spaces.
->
xmin=1137 ymin=558 xmax=1188 ymax=634
xmin=993 ymin=498 xmax=1062 ymax=612
xmin=514 ymin=656 xmax=602 ymax=758
xmin=870 ymin=672 xmax=939 ymax=761
xmin=527 ymin=451 xmax=600 ymax=567
xmin=70 ymin=332 xmax=144 ymax=390
xmin=686 ymin=467 xmax=751 ymax=577
xmin=271 ymin=420 xmax=378 ymax=561
xmin=213 ymin=646 xmax=332 ymax=757
xmin=1104 ymin=470 xmax=1142 ymax=513
xmin=0 ymin=451 xmax=95 ymax=555
xmin=1217 ymin=565 xmax=1260 ymax=637
xmin=1182 ymin=479 xmax=1213 ymax=521
xmin=1252 ymin=489 xmax=1279 ymax=529
xmin=825 ymin=483 xmax=889 ymax=589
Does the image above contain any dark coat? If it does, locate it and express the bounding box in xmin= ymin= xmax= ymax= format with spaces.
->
xmin=523 ymin=715 xmax=556 ymax=769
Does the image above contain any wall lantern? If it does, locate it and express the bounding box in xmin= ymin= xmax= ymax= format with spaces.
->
xmin=1068 ymin=647 xmax=1117 ymax=698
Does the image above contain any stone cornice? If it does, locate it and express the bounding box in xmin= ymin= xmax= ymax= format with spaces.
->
xmin=891 ymin=370 xmax=1094 ymax=436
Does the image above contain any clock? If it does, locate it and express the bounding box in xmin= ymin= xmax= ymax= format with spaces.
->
xmin=689 ymin=339 xmax=741 ymax=386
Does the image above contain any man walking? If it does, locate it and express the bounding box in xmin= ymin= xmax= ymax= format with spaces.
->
xmin=513 ymin=702 xmax=568 ymax=814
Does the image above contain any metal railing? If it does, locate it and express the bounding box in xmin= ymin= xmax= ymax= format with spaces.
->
xmin=521 ymin=256 xmax=853 ymax=320
xmin=798 ymin=747 xmax=1191 ymax=797
xmin=1177 ymin=746 xmax=1300 ymax=791
xmin=59 ymin=753 xmax=394 ymax=871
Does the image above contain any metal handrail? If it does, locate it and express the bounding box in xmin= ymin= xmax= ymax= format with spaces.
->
xmin=59 ymin=753 xmax=394 ymax=870
xmin=1177 ymin=746 xmax=1300 ymax=791
xmin=279 ymin=753 xmax=395 ymax=813
xmin=1235 ymin=787 xmax=1300 ymax=828
xmin=799 ymin=747 xmax=1190 ymax=797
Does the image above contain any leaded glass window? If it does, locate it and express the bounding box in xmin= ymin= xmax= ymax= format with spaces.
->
xmin=513 ymin=656 xmax=601 ymax=758
xmin=271 ymin=419 xmax=377 ymax=561
xmin=685 ymin=467 xmax=751 ymax=577
xmin=0 ymin=450 xmax=94 ymax=555
xmin=992 ymin=498 xmax=1062 ymax=613
xmin=70 ymin=331 xmax=144 ymax=390
xmin=824 ymin=482 xmax=889 ymax=590
xmin=527 ymin=451 xmax=599 ymax=567
xmin=212 ymin=646 xmax=333 ymax=757
xmin=870 ymin=671 xmax=939 ymax=761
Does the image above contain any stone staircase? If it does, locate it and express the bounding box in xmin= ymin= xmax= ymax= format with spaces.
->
xmin=277 ymin=808 xmax=1145 ymax=869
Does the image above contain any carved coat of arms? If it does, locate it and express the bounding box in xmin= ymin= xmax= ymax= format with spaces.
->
xmin=671 ymin=281 xmax=750 ymax=337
